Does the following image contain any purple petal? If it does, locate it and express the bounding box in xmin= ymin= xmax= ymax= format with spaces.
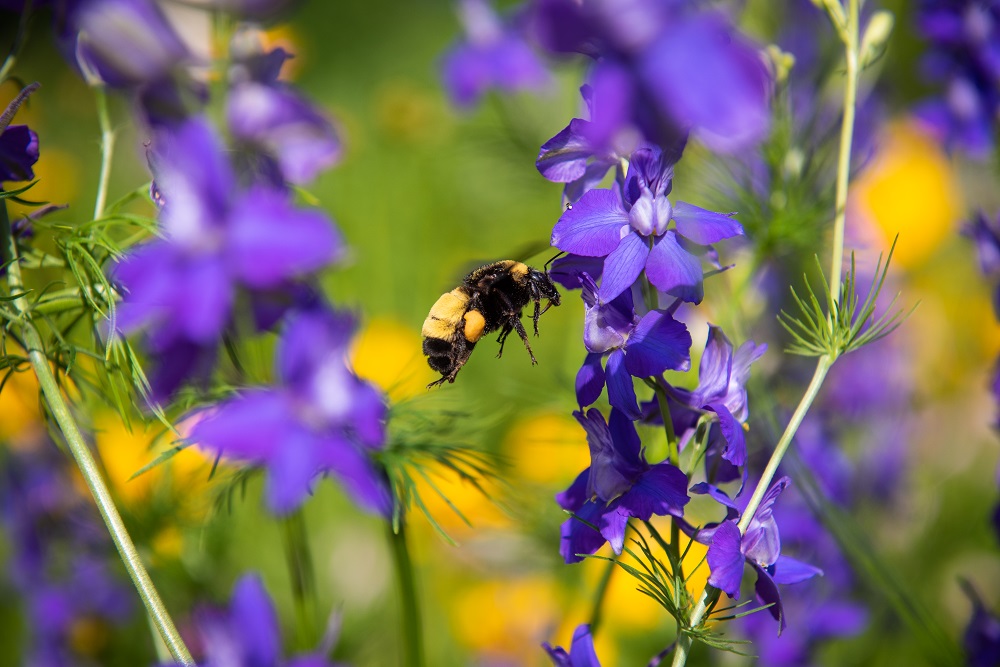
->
xmin=277 ymin=307 xmax=356 ymax=389
xmin=706 ymin=520 xmax=744 ymax=598
xmin=537 ymin=118 xmax=594 ymax=183
xmin=645 ymin=231 xmax=703 ymax=303
xmin=607 ymin=407 xmax=644 ymax=476
xmin=623 ymin=309 xmax=692 ymax=376
xmin=770 ymin=555 xmax=823 ymax=585
xmin=599 ymin=230 xmax=649 ymax=302
xmin=705 ymin=403 xmax=746 ymax=468
xmin=752 ymin=565 xmax=786 ymax=633
xmin=564 ymin=159 xmax=617 ymax=204
xmin=560 ymin=500 xmax=609 ymax=563
xmin=585 ymin=60 xmax=633 ymax=153
xmin=551 ymin=189 xmax=629 ymax=256
xmin=549 ymin=254 xmax=605 ymax=289
xmin=606 ymin=348 xmax=640 ymax=420
xmin=583 ymin=273 xmax=636 ymax=353
xmin=617 ymin=462 xmax=690 ymax=520
xmin=578 ymin=408 xmax=635 ymax=501
xmin=265 ymin=430 xmax=322 ymax=514
xmin=189 ymin=390 xmax=296 ymax=461
xmin=145 ymin=338 xmax=217 ymax=405
xmin=111 ymin=241 xmax=178 ymax=334
xmin=0 ymin=125 xmax=38 ymax=182
xmin=174 ymin=255 xmax=233 ymax=342
xmin=598 ymin=503 xmax=630 ymax=554
xmin=690 ymin=481 xmax=738 ymax=510
xmin=556 ymin=467 xmax=591 ymax=512
xmin=568 ymin=624 xmax=602 ymax=667
xmin=671 ymin=201 xmax=743 ymax=244
xmin=693 ymin=325 xmax=734 ymax=406
xmin=809 ymin=602 xmax=868 ymax=638
xmin=227 ymin=187 xmax=342 ymax=288
xmin=318 ymin=437 xmax=393 ymax=516
xmin=228 ymin=575 xmax=281 ymax=664
xmin=639 ymin=13 xmax=770 ymax=152
xmin=576 ymin=352 xmax=606 ymax=408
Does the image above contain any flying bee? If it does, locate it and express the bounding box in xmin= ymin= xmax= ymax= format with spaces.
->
xmin=422 ymin=259 xmax=561 ymax=387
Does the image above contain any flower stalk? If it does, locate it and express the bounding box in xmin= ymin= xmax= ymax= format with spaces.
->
xmin=388 ymin=520 xmax=424 ymax=667
xmin=92 ymin=85 xmax=115 ymax=220
xmin=3 ymin=205 xmax=194 ymax=665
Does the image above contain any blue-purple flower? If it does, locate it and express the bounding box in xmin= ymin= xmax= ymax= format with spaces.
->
xmin=0 ymin=123 xmax=38 ymax=183
xmin=441 ymin=0 xmax=550 ymax=108
xmin=190 ymin=305 xmax=392 ymax=515
xmin=159 ymin=574 xmax=346 ymax=667
xmin=704 ymin=477 xmax=822 ymax=633
xmin=551 ymin=144 xmax=743 ymax=304
xmin=112 ymin=117 xmax=341 ymax=400
xmin=557 ymin=408 xmax=689 ymax=563
xmin=575 ymin=273 xmax=692 ymax=419
xmin=543 ymin=624 xmax=602 ymax=666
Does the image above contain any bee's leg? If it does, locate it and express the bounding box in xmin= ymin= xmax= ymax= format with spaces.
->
xmin=496 ymin=324 xmax=513 ymax=358
xmin=532 ymin=297 xmax=541 ymax=336
xmin=511 ymin=315 xmax=537 ymax=364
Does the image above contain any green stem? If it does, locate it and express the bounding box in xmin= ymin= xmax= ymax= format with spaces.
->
xmin=388 ymin=521 xmax=424 ymax=667
xmin=3 ymin=213 xmax=194 ymax=665
xmin=282 ymin=511 xmax=318 ymax=650
xmin=589 ymin=554 xmax=617 ymax=636
xmin=93 ymin=86 xmax=115 ymax=221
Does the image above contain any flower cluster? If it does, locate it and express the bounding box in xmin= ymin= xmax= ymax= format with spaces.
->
xmin=915 ymin=0 xmax=1000 ymax=157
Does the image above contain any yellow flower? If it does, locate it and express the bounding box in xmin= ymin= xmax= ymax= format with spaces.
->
xmin=503 ymin=411 xmax=590 ymax=487
xmin=351 ymin=317 xmax=434 ymax=402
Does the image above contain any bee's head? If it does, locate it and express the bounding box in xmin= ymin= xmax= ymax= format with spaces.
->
xmin=528 ymin=267 xmax=561 ymax=306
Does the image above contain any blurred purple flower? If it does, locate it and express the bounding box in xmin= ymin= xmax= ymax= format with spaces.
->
xmin=966 ymin=210 xmax=1000 ymax=316
xmin=705 ymin=477 xmax=822 ymax=633
xmin=227 ymin=35 xmax=342 ymax=186
xmin=441 ymin=0 xmax=551 ymax=108
xmin=159 ymin=574 xmax=346 ymax=667
xmin=0 ymin=123 xmax=38 ymax=183
xmin=915 ymin=0 xmax=1000 ymax=157
xmin=557 ymin=407 xmax=689 ymax=563
xmin=575 ymin=273 xmax=691 ymax=419
xmin=543 ymin=624 xmax=602 ymax=666
xmin=962 ymin=582 xmax=1000 ymax=667
xmin=529 ymin=1 xmax=771 ymax=152
xmin=552 ymin=144 xmax=743 ymax=304
xmin=112 ymin=117 xmax=342 ymax=400
xmin=190 ymin=306 xmax=392 ymax=515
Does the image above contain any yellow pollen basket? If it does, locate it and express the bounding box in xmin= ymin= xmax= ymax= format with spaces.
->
xmin=463 ymin=309 xmax=486 ymax=342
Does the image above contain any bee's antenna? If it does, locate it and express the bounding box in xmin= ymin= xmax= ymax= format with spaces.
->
xmin=544 ymin=251 xmax=565 ymax=273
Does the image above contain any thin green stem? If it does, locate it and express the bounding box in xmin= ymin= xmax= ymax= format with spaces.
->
xmin=282 ymin=511 xmax=318 ymax=650
xmin=827 ymin=0 xmax=860 ymax=307
xmin=589 ymin=554 xmax=617 ymax=636
xmin=388 ymin=521 xmax=424 ymax=667
xmin=93 ymin=86 xmax=115 ymax=221
xmin=3 ymin=213 xmax=193 ymax=665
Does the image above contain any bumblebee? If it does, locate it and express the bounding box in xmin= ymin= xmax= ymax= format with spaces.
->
xmin=422 ymin=260 xmax=561 ymax=387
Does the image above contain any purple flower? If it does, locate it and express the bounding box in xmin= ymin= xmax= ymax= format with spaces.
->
xmin=159 ymin=574 xmax=346 ymax=667
xmin=915 ymin=0 xmax=1000 ymax=157
xmin=557 ymin=408 xmax=689 ymax=563
xmin=441 ymin=0 xmax=551 ymax=108
xmin=71 ymin=0 xmax=192 ymax=89
xmin=543 ymin=624 xmax=602 ymax=666
xmin=190 ymin=306 xmax=392 ymax=515
xmin=529 ymin=2 xmax=771 ymax=152
xmin=0 ymin=123 xmax=38 ymax=183
xmin=575 ymin=273 xmax=692 ymax=419
xmin=227 ymin=36 xmax=342 ymax=186
xmin=964 ymin=582 xmax=1000 ymax=667
xmin=705 ymin=477 xmax=822 ymax=633
xmin=551 ymin=144 xmax=743 ymax=304
xmin=112 ymin=117 xmax=342 ymax=400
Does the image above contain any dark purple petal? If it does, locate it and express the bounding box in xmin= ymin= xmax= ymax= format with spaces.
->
xmin=693 ymin=325 xmax=733 ymax=404
xmin=265 ymin=431 xmax=321 ymax=513
xmin=556 ymin=468 xmax=591 ymax=512
xmin=742 ymin=477 xmax=791 ymax=568
xmin=145 ymin=338 xmax=217 ymax=404
xmin=690 ymin=482 xmax=739 ymax=511
xmin=576 ymin=352 xmax=606 ymax=407
xmin=549 ymin=254 xmax=605 ymax=289
xmin=728 ymin=339 xmax=767 ymax=421
xmin=623 ymin=309 xmax=692 ymax=376
xmin=551 ymin=189 xmax=629 ymax=256
xmin=598 ymin=230 xmax=648 ymax=302
xmin=318 ymin=437 xmax=393 ymax=516
xmin=672 ymin=201 xmax=743 ymax=244
xmin=617 ymin=462 xmax=690 ymax=520
xmin=645 ymin=230 xmax=703 ymax=303
xmin=0 ymin=125 xmax=38 ymax=182
xmin=564 ymin=158 xmax=617 ymax=204
xmin=770 ymin=555 xmax=822 ymax=585
xmin=577 ymin=408 xmax=634 ymax=501
xmin=560 ymin=500 xmax=609 ymax=563
xmin=752 ymin=564 xmax=786 ymax=632
xmin=229 ymin=575 xmax=281 ymax=664
xmin=705 ymin=402 xmax=746 ymax=468
xmin=584 ymin=60 xmax=634 ymax=153
xmin=174 ymin=255 xmax=233 ymax=342
xmin=567 ymin=624 xmax=602 ymax=667
xmin=537 ymin=118 xmax=593 ymax=183
xmin=346 ymin=380 xmax=388 ymax=448
xmin=190 ymin=390 xmax=296 ymax=461
xmin=606 ymin=348 xmax=640 ymax=420
xmin=582 ymin=272 xmax=636 ymax=353
xmin=707 ymin=520 xmax=744 ymax=598
xmin=598 ymin=503 xmax=630 ymax=553
xmin=607 ymin=407 xmax=644 ymax=476
xmin=543 ymin=643 xmax=572 ymax=667
xmin=639 ymin=13 xmax=770 ymax=152
xmin=227 ymin=187 xmax=342 ymax=288
xmin=111 ymin=241 xmax=177 ymax=334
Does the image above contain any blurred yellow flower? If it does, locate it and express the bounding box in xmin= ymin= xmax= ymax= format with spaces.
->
xmin=351 ymin=317 xmax=433 ymax=401
xmin=504 ymin=411 xmax=589 ymax=487
xmin=852 ymin=120 xmax=964 ymax=269
xmin=0 ymin=368 xmax=42 ymax=447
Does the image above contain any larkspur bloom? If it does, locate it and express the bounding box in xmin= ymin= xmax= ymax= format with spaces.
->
xmin=704 ymin=477 xmax=822 ymax=632
xmin=551 ymin=144 xmax=743 ymax=304
xmin=966 ymin=210 xmax=1000 ymax=316
xmin=529 ymin=1 xmax=771 ymax=152
xmin=574 ymin=273 xmax=692 ymax=419
xmin=159 ymin=574 xmax=347 ymax=667
xmin=113 ymin=117 xmax=342 ymax=400
xmin=557 ymin=407 xmax=689 ymax=563
xmin=963 ymin=583 xmax=1000 ymax=667
xmin=190 ymin=305 xmax=392 ymax=515
xmin=915 ymin=0 xmax=1000 ymax=157
xmin=542 ymin=624 xmax=602 ymax=666
xmin=227 ymin=30 xmax=342 ymax=186
xmin=0 ymin=122 xmax=38 ymax=183
xmin=441 ymin=0 xmax=550 ymax=108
